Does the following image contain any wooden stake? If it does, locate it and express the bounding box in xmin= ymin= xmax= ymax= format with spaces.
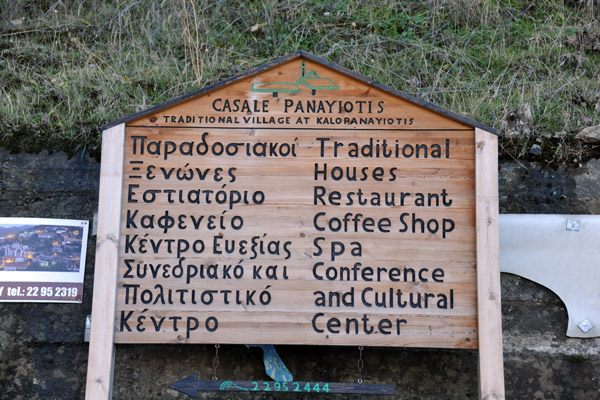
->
xmin=475 ymin=128 xmax=505 ymax=399
xmin=85 ymin=123 xmax=125 ymax=400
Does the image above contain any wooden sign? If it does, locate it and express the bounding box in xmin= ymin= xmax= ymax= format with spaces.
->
xmin=87 ymin=52 xmax=504 ymax=399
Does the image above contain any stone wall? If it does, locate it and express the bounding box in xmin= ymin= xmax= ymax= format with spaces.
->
xmin=0 ymin=148 xmax=598 ymax=399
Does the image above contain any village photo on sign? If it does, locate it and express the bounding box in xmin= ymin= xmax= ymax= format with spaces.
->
xmin=0 ymin=217 xmax=88 ymax=303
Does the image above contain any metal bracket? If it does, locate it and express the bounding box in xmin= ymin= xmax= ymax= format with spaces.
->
xmin=500 ymin=214 xmax=600 ymax=338
xmin=84 ymin=314 xmax=92 ymax=342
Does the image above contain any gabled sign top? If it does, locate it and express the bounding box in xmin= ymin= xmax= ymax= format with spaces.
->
xmin=103 ymin=51 xmax=498 ymax=135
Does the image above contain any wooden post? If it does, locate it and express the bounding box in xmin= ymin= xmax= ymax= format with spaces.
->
xmin=85 ymin=123 xmax=125 ymax=400
xmin=475 ymin=128 xmax=505 ymax=399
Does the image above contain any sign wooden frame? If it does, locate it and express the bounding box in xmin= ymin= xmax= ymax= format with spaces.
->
xmin=86 ymin=52 xmax=503 ymax=399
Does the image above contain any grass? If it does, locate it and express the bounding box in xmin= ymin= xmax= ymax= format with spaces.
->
xmin=0 ymin=0 xmax=599 ymax=162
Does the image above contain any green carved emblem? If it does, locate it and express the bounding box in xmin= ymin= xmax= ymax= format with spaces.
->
xmin=251 ymin=60 xmax=339 ymax=96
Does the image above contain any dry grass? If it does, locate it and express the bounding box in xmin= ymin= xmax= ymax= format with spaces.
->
xmin=0 ymin=0 xmax=599 ymax=161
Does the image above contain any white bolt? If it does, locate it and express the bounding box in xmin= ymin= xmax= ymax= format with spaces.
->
xmin=578 ymin=318 xmax=594 ymax=333
xmin=566 ymin=219 xmax=580 ymax=231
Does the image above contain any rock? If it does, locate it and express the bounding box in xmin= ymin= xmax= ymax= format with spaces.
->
xmin=575 ymin=125 xmax=600 ymax=143
xmin=530 ymin=144 xmax=542 ymax=155
xmin=501 ymin=103 xmax=534 ymax=138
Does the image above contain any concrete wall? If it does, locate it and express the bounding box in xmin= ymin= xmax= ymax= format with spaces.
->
xmin=0 ymin=148 xmax=598 ymax=399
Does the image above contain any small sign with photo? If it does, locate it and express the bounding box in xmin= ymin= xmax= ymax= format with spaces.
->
xmin=0 ymin=217 xmax=89 ymax=303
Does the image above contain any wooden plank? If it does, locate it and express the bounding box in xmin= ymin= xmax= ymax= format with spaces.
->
xmin=113 ymin=58 xmax=480 ymax=348
xmin=169 ymin=377 xmax=395 ymax=396
xmin=85 ymin=123 xmax=125 ymax=400
xmin=475 ymin=128 xmax=505 ymax=399
xmin=115 ymin=122 xmax=477 ymax=347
